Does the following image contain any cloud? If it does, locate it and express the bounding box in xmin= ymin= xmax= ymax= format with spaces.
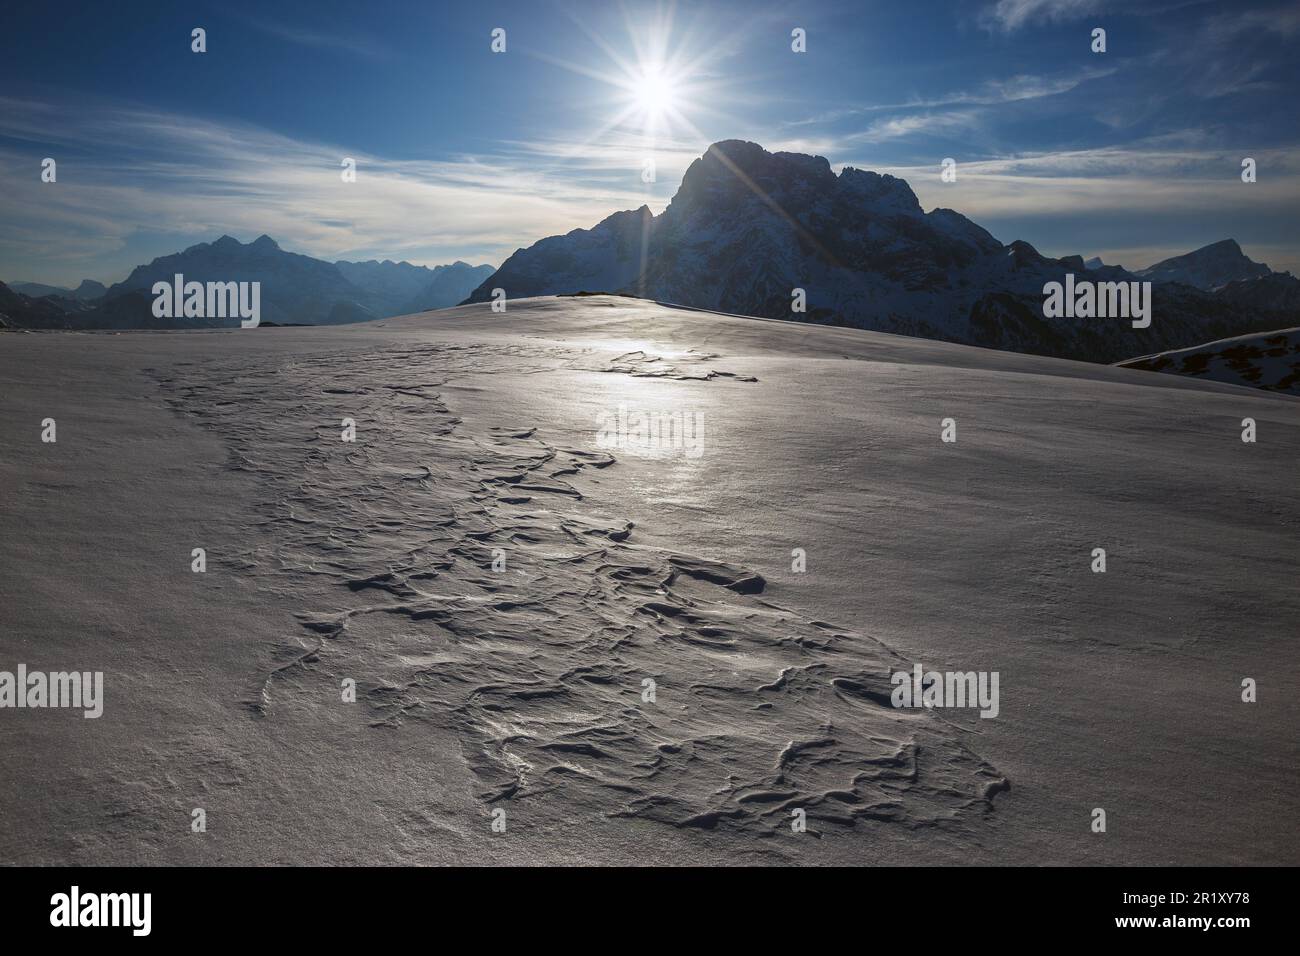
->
xmin=1201 ymin=5 xmax=1300 ymax=40
xmin=851 ymin=110 xmax=982 ymax=144
xmin=233 ymin=14 xmax=392 ymax=60
xmin=498 ymin=132 xmax=706 ymax=186
xmin=1174 ymin=4 xmax=1300 ymax=98
xmin=0 ymin=96 xmax=683 ymax=282
xmin=982 ymin=0 xmax=1107 ymax=32
xmin=870 ymin=140 xmax=1300 ymax=216
xmin=779 ymin=65 xmax=1116 ymax=144
xmin=852 ymin=140 xmax=1300 ymax=273
xmin=980 ymin=0 xmax=1211 ymax=32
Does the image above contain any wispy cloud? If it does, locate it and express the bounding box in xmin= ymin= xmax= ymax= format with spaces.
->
xmin=872 ymin=140 xmax=1300 ymax=216
xmin=858 ymin=139 xmax=1300 ymax=272
xmin=233 ymin=14 xmax=392 ymax=60
xmin=784 ymin=66 xmax=1115 ymax=128
xmin=851 ymin=110 xmax=983 ymax=144
xmin=982 ymin=0 xmax=1108 ymax=32
xmin=980 ymin=0 xmax=1214 ymax=32
xmin=0 ymin=96 xmax=679 ymax=282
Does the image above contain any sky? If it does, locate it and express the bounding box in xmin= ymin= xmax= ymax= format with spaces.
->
xmin=1 ymin=0 xmax=1298 ymax=286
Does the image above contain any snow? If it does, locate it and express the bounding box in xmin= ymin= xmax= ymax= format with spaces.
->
xmin=1119 ymin=326 xmax=1300 ymax=393
xmin=1 ymin=295 xmax=1295 ymax=864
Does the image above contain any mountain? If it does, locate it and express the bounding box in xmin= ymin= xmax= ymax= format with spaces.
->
xmin=1118 ymin=327 xmax=1300 ymax=394
xmin=72 ymin=279 xmax=107 ymax=300
xmin=334 ymin=258 xmax=494 ymax=315
xmin=8 ymin=278 xmax=107 ymax=300
xmin=0 ymin=279 xmax=194 ymax=330
xmin=465 ymin=206 xmax=654 ymax=300
xmin=1135 ymin=239 xmax=1273 ymax=291
xmin=0 ymin=281 xmax=58 ymax=328
xmin=9 ymin=281 xmax=71 ymax=298
xmin=100 ymin=235 xmax=375 ymax=327
xmin=465 ymin=140 xmax=1299 ymax=365
xmin=1204 ymin=271 xmax=1300 ymax=313
xmin=399 ymin=261 xmax=495 ymax=313
xmin=2 ymin=236 xmax=496 ymax=330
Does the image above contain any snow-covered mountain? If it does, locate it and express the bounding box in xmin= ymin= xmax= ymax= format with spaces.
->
xmin=466 ymin=140 xmax=1298 ymax=364
xmin=1118 ymin=326 xmax=1300 ymax=393
xmin=464 ymin=206 xmax=654 ymax=301
xmin=1135 ymin=239 xmax=1273 ymax=290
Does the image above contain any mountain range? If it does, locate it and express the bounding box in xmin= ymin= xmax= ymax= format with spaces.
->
xmin=0 ymin=236 xmax=493 ymax=330
xmin=4 ymin=139 xmax=1298 ymax=371
xmin=465 ymin=140 xmax=1300 ymax=365
xmin=9 ymin=279 xmax=107 ymax=300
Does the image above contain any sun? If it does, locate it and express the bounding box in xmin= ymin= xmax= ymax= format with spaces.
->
xmin=534 ymin=4 xmax=743 ymax=155
xmin=632 ymin=65 xmax=679 ymax=121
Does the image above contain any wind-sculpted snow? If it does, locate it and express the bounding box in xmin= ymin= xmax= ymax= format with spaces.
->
xmin=4 ymin=296 xmax=1297 ymax=865
xmin=153 ymin=337 xmax=1006 ymax=844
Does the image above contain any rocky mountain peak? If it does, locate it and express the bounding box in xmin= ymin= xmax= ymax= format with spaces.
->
xmin=1137 ymin=238 xmax=1271 ymax=290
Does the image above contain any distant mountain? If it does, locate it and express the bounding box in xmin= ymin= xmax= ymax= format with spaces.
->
xmin=72 ymin=279 xmax=108 ymax=300
xmin=1135 ymin=239 xmax=1273 ymax=291
xmin=2 ymin=236 xmax=495 ymax=330
xmin=0 ymin=280 xmax=195 ymax=330
xmin=101 ymin=235 xmax=375 ymax=327
xmin=1118 ymin=327 xmax=1300 ymax=394
xmin=404 ymin=262 xmax=497 ymax=313
xmin=0 ymin=281 xmax=66 ymax=328
xmin=466 ymin=139 xmax=1299 ymax=364
xmin=9 ymin=281 xmax=71 ymax=298
xmin=8 ymin=278 xmax=105 ymax=301
xmin=334 ymin=258 xmax=494 ymax=315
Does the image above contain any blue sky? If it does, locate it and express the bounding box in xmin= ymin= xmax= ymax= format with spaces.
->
xmin=2 ymin=0 xmax=1298 ymax=285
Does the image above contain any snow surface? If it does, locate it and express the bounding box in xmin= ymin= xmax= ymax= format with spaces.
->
xmin=1 ymin=295 xmax=1295 ymax=865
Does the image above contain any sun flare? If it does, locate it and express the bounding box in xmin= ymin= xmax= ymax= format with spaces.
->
xmin=633 ymin=65 xmax=678 ymax=120
xmin=532 ymin=6 xmax=741 ymax=173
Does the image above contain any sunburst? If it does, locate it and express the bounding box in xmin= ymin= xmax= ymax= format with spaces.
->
xmin=533 ymin=2 xmax=730 ymax=148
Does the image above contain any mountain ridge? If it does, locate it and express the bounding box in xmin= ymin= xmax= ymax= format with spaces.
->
xmin=1135 ymin=239 xmax=1276 ymax=291
xmin=465 ymin=139 xmax=1298 ymax=364
xmin=3 ymin=236 xmax=495 ymax=329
